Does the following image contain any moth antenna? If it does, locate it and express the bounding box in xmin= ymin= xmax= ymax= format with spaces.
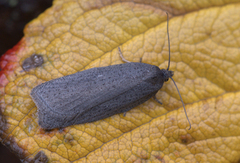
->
xmin=166 ymin=12 xmax=171 ymax=71
xmin=166 ymin=12 xmax=191 ymax=130
xmin=170 ymin=76 xmax=191 ymax=130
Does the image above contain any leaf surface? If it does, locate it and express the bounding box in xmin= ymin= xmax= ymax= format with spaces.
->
xmin=0 ymin=0 xmax=240 ymax=162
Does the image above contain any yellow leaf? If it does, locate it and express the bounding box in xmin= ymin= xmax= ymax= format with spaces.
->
xmin=0 ymin=0 xmax=240 ymax=162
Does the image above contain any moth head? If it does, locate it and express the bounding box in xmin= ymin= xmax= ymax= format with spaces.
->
xmin=161 ymin=69 xmax=174 ymax=82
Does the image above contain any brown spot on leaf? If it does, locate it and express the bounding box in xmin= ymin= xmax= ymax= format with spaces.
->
xmin=180 ymin=134 xmax=194 ymax=144
xmin=30 ymin=151 xmax=48 ymax=163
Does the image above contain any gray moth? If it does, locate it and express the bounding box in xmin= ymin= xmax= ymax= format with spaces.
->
xmin=30 ymin=13 xmax=191 ymax=130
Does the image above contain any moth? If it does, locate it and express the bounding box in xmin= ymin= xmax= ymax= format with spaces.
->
xmin=30 ymin=13 xmax=191 ymax=130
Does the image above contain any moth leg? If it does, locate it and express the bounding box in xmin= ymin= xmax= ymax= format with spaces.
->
xmin=140 ymin=58 xmax=142 ymax=63
xmin=118 ymin=47 xmax=131 ymax=63
xmin=123 ymin=112 xmax=127 ymax=116
xmin=154 ymin=95 xmax=162 ymax=104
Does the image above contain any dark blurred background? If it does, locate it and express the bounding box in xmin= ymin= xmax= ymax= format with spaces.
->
xmin=0 ymin=0 xmax=52 ymax=162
